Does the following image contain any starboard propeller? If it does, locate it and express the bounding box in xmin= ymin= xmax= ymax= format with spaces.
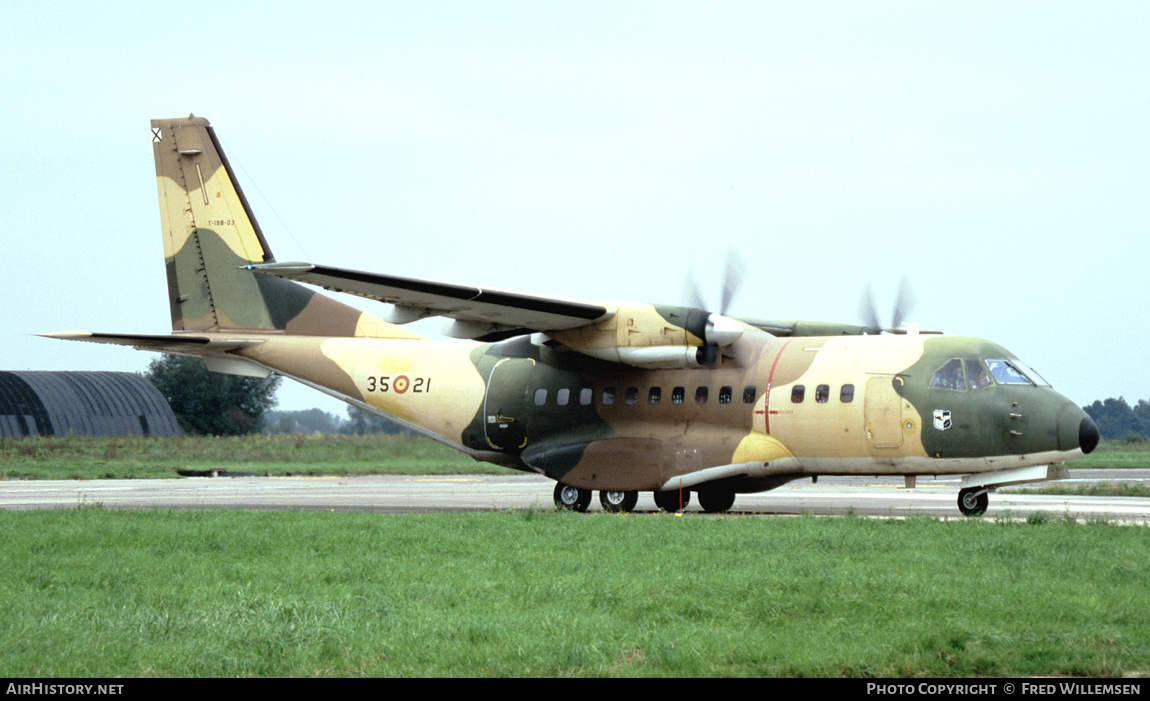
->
xmin=683 ymin=250 xmax=747 ymax=365
xmin=858 ymin=275 xmax=917 ymax=334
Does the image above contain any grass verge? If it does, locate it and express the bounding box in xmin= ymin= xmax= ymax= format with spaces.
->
xmin=0 ymin=508 xmax=1147 ymax=677
xmin=1007 ymin=482 xmax=1150 ymax=498
xmin=0 ymin=435 xmax=484 ymax=479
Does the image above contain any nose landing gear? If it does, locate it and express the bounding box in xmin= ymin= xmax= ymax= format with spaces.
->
xmin=958 ymin=487 xmax=990 ymax=517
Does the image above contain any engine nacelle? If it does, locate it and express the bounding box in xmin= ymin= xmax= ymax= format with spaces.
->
xmin=547 ymin=303 xmax=743 ymax=369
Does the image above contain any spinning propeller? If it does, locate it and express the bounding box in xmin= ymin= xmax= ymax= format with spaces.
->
xmin=683 ymin=249 xmax=746 ymax=316
xmin=858 ymin=275 xmax=917 ymax=333
xmin=683 ymin=250 xmax=747 ymax=365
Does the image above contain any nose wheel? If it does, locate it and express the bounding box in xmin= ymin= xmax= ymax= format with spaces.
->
xmin=958 ymin=488 xmax=989 ymax=517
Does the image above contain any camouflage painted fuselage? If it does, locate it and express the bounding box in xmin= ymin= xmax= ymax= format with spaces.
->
xmin=228 ymin=326 xmax=1092 ymax=495
xmin=47 ymin=115 xmax=1097 ymax=513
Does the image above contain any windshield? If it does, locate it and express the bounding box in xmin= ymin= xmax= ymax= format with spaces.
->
xmin=1006 ymin=358 xmax=1051 ymax=387
xmin=985 ymin=359 xmax=1047 ymax=387
xmin=931 ymin=357 xmax=1052 ymax=391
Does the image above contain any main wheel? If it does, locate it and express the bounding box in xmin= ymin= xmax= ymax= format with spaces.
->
xmin=653 ymin=489 xmax=691 ymax=512
xmin=958 ymin=488 xmax=989 ymax=517
xmin=697 ymin=488 xmax=736 ymax=513
xmin=554 ymin=483 xmax=592 ymax=512
xmin=599 ymin=489 xmax=639 ymax=513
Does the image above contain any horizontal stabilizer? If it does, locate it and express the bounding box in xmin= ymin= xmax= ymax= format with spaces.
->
xmin=39 ymin=332 xmax=262 ymax=355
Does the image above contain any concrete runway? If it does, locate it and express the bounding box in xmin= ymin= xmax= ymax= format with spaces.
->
xmin=2 ymin=470 xmax=1148 ymax=522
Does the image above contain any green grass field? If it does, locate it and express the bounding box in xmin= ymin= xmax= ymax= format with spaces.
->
xmin=0 ymin=508 xmax=1147 ymax=677
xmin=1072 ymin=441 xmax=1150 ymax=470
xmin=2 ymin=436 xmax=1148 ymax=677
xmin=0 ymin=434 xmax=484 ymax=480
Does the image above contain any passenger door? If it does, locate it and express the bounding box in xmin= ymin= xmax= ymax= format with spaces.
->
xmin=864 ymin=375 xmax=905 ymax=448
xmin=483 ymin=358 xmax=534 ymax=452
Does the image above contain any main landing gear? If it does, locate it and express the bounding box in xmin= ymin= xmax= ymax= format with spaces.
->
xmin=652 ymin=489 xmax=691 ymax=512
xmin=599 ymin=490 xmax=639 ymax=513
xmin=553 ymin=483 xmax=593 ymax=512
xmin=552 ymin=483 xmax=733 ymax=513
xmin=957 ymin=487 xmax=990 ymax=517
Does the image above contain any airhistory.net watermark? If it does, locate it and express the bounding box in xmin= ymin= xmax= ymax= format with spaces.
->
xmin=5 ymin=684 xmax=124 ymax=696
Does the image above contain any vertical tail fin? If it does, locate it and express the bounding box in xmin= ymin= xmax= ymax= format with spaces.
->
xmin=151 ymin=115 xmax=416 ymax=339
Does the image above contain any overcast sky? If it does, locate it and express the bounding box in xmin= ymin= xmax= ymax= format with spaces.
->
xmin=2 ymin=1 xmax=1146 ymax=413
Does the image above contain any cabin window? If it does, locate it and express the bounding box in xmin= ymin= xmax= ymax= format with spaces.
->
xmin=815 ymin=384 xmax=830 ymax=403
xmin=580 ymin=388 xmax=593 ymax=405
xmin=534 ymin=388 xmax=548 ymax=406
xmin=671 ymin=386 xmax=685 ymax=404
xmin=743 ymin=386 xmax=757 ymax=404
xmin=840 ymin=384 xmax=855 ymax=403
xmin=695 ymin=387 xmax=709 ymax=404
xmin=930 ymin=359 xmax=966 ymax=391
xmin=625 ymin=387 xmax=639 ymax=405
xmin=791 ymin=385 xmax=805 ymax=403
xmin=719 ymin=386 xmax=733 ymax=404
xmin=602 ymin=387 xmax=615 ymax=405
xmin=648 ymin=387 xmax=661 ymax=405
xmin=556 ymin=388 xmax=570 ymax=406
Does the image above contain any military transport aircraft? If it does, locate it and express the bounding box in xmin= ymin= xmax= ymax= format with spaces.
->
xmin=44 ymin=115 xmax=1099 ymax=516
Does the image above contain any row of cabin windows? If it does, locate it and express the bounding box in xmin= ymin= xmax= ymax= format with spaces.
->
xmin=531 ymin=387 xmax=595 ymax=407
xmin=530 ymin=383 xmax=857 ymax=408
xmin=532 ymin=385 xmax=760 ymax=408
xmin=791 ymin=384 xmax=855 ymax=404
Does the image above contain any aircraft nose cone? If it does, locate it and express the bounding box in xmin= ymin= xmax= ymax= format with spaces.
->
xmin=1079 ymin=416 xmax=1100 ymax=454
xmin=1056 ymin=401 xmax=1096 ymax=454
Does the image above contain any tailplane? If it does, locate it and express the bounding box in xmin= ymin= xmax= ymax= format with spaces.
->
xmin=151 ymin=115 xmax=414 ymax=339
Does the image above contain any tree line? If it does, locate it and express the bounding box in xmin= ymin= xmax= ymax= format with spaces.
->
xmin=1082 ymin=397 xmax=1150 ymax=442
xmin=265 ymin=406 xmax=411 ymax=436
xmin=144 ymin=355 xmax=406 ymax=436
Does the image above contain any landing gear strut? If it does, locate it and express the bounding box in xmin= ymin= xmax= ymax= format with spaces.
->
xmin=957 ymin=487 xmax=990 ymax=517
xmin=554 ymin=483 xmax=592 ymax=512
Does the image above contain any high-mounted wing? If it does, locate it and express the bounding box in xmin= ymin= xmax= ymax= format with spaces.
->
xmin=244 ymin=262 xmax=612 ymax=341
xmin=245 ymin=262 xmax=748 ymax=368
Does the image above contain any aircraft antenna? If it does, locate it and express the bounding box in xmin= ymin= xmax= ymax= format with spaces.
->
xmin=218 ymin=135 xmax=313 ymax=263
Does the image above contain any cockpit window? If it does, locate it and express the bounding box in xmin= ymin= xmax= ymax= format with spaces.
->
xmin=986 ymin=359 xmax=1033 ymax=386
xmin=930 ymin=359 xmax=966 ymax=391
xmin=1011 ymin=359 xmax=1051 ymax=387
xmin=966 ymin=359 xmax=992 ymax=389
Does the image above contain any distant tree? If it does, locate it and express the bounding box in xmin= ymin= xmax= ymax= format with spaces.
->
xmin=144 ymin=355 xmax=281 ymax=436
xmin=1083 ymin=397 xmax=1150 ymax=441
xmin=343 ymin=405 xmax=410 ymax=435
xmin=1133 ymin=400 xmax=1150 ymax=434
xmin=265 ymin=408 xmax=344 ymax=435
